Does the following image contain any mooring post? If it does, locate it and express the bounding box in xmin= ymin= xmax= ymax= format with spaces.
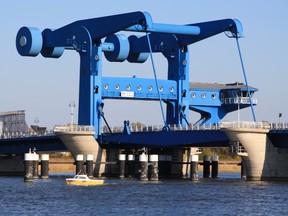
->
xmin=149 ymin=154 xmax=159 ymax=181
xmin=139 ymin=153 xmax=148 ymax=181
xmin=241 ymin=158 xmax=246 ymax=179
xmin=86 ymin=154 xmax=94 ymax=178
xmin=190 ymin=155 xmax=199 ymax=181
xmin=40 ymin=154 xmax=49 ymax=179
xmin=203 ymin=155 xmax=211 ymax=178
xmin=32 ymin=152 xmax=39 ymax=179
xmin=127 ymin=154 xmax=135 ymax=178
xmin=76 ymin=154 xmax=84 ymax=174
xmin=118 ymin=154 xmax=126 ymax=178
xmin=24 ymin=152 xmax=34 ymax=182
xmin=211 ymin=155 xmax=219 ymax=178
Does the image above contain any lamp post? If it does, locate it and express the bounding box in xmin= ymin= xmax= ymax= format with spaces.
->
xmin=69 ymin=101 xmax=75 ymax=129
xmin=34 ymin=117 xmax=39 ymax=133
xmin=278 ymin=113 xmax=282 ymax=124
xmin=34 ymin=117 xmax=39 ymax=125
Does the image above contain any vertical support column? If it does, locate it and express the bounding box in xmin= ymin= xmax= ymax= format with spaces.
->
xmin=190 ymin=155 xmax=199 ymax=181
xmin=24 ymin=152 xmax=34 ymax=183
xmin=127 ymin=154 xmax=135 ymax=178
xmin=118 ymin=154 xmax=126 ymax=178
xmin=40 ymin=154 xmax=49 ymax=179
xmin=32 ymin=153 xmax=39 ymax=179
xmin=165 ymin=155 xmax=172 ymax=178
xmin=203 ymin=155 xmax=210 ymax=178
xmin=241 ymin=158 xmax=246 ymax=179
xmin=158 ymin=155 xmax=165 ymax=178
xmin=159 ymin=155 xmax=172 ymax=178
xmin=149 ymin=154 xmax=159 ymax=181
xmin=139 ymin=153 xmax=148 ymax=181
xmin=86 ymin=154 xmax=94 ymax=178
xmin=76 ymin=154 xmax=84 ymax=175
xmin=211 ymin=155 xmax=219 ymax=178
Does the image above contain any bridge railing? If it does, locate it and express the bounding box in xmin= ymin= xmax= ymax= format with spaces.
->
xmin=1 ymin=123 xmax=220 ymax=140
xmin=3 ymin=121 xmax=288 ymax=140
xmin=222 ymin=97 xmax=257 ymax=105
xmin=220 ymin=121 xmax=269 ymax=129
xmin=103 ymin=123 xmax=220 ymax=134
xmin=53 ymin=125 xmax=95 ymax=132
xmin=0 ymin=130 xmax=54 ymax=139
xmin=220 ymin=121 xmax=288 ymax=130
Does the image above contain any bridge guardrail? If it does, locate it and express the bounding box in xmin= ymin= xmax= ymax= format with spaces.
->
xmin=0 ymin=130 xmax=54 ymax=139
xmin=3 ymin=121 xmax=288 ymax=140
xmin=102 ymin=123 xmax=221 ymax=134
xmin=220 ymin=121 xmax=288 ymax=130
xmin=53 ymin=125 xmax=95 ymax=132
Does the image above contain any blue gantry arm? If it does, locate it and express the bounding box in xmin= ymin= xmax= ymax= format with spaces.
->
xmin=16 ymin=11 xmax=245 ymax=139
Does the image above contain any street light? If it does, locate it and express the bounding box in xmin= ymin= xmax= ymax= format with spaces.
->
xmin=34 ymin=117 xmax=39 ymax=126
xmin=278 ymin=113 xmax=282 ymax=124
xmin=69 ymin=101 xmax=75 ymax=129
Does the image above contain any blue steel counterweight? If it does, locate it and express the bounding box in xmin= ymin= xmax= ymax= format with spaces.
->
xmin=16 ymin=11 xmax=249 ymax=141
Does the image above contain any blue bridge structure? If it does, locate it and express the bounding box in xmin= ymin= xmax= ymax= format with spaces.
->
xmin=1 ymin=11 xmax=258 ymax=154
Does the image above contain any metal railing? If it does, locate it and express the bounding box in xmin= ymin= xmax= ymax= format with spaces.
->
xmin=102 ymin=123 xmax=221 ymax=134
xmin=230 ymin=141 xmax=247 ymax=155
xmin=220 ymin=121 xmax=288 ymax=130
xmin=0 ymin=130 xmax=54 ymax=139
xmin=53 ymin=125 xmax=95 ymax=132
xmin=0 ymin=125 xmax=95 ymax=140
xmin=3 ymin=121 xmax=288 ymax=140
xmin=222 ymin=97 xmax=257 ymax=105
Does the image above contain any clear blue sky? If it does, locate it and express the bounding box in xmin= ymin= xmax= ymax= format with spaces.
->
xmin=1 ymin=1 xmax=287 ymax=129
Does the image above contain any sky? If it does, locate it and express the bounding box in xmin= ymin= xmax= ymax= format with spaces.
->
xmin=0 ymin=1 xmax=288 ymax=129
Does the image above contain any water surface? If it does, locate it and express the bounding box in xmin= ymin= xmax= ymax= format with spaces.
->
xmin=1 ymin=173 xmax=287 ymax=215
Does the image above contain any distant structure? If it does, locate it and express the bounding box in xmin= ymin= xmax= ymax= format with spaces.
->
xmin=0 ymin=110 xmax=29 ymax=136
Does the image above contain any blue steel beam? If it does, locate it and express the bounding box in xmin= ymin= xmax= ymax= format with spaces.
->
xmin=100 ymin=130 xmax=229 ymax=148
xmin=101 ymin=77 xmax=177 ymax=100
xmin=0 ymin=136 xmax=66 ymax=154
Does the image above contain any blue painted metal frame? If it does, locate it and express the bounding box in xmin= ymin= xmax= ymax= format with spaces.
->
xmin=16 ymin=11 xmax=247 ymax=142
xmin=0 ymin=136 xmax=66 ymax=154
xmin=101 ymin=130 xmax=229 ymax=148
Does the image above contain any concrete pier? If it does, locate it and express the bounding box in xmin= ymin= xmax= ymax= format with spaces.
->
xmin=54 ymin=126 xmax=104 ymax=177
xmin=221 ymin=126 xmax=288 ymax=180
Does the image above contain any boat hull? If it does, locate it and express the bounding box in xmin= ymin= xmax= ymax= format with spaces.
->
xmin=66 ymin=179 xmax=104 ymax=186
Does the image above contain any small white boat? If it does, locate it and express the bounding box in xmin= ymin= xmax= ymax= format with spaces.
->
xmin=66 ymin=174 xmax=104 ymax=186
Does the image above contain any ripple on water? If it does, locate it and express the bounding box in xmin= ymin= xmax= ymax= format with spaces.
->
xmin=0 ymin=174 xmax=288 ymax=215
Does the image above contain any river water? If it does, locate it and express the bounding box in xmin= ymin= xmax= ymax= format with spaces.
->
xmin=0 ymin=172 xmax=287 ymax=215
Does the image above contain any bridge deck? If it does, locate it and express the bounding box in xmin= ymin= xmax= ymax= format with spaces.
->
xmin=0 ymin=126 xmax=230 ymax=154
xmin=100 ymin=130 xmax=229 ymax=148
xmin=0 ymin=135 xmax=66 ymax=154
